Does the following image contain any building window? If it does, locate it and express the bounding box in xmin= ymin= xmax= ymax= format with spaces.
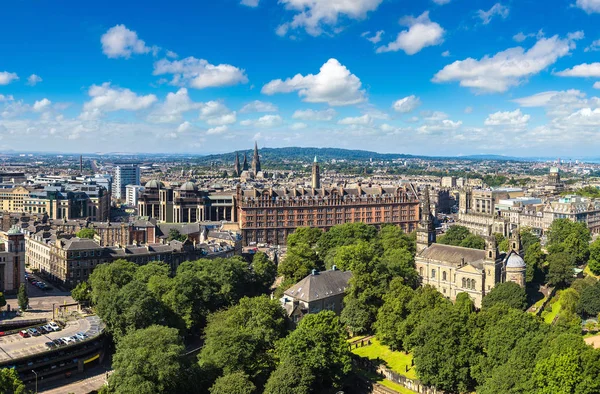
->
xmin=442 ymin=271 xmax=447 ymax=281
xmin=462 ymin=278 xmax=467 ymax=288
xmin=431 ymin=269 xmax=436 ymax=279
xmin=419 ymin=267 xmax=423 ymax=276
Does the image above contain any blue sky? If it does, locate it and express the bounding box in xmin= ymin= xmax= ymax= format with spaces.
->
xmin=1 ymin=0 xmax=600 ymax=157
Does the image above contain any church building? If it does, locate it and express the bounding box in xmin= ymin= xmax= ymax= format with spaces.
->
xmin=415 ymin=187 xmax=526 ymax=308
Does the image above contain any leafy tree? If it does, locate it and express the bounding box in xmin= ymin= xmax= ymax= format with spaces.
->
xmin=459 ymin=234 xmax=486 ymax=250
xmin=0 ymin=367 xmax=26 ymax=394
xmin=286 ymin=227 xmax=322 ymax=248
xmin=108 ymin=325 xmax=185 ymax=394
xmin=524 ymin=242 xmax=545 ymax=283
xmin=578 ymin=282 xmax=600 ymax=317
xmin=263 ymin=357 xmax=313 ymax=394
xmin=316 ymin=222 xmax=377 ymax=256
xmin=251 ymin=252 xmax=277 ymax=293
xmin=403 ymin=285 xmax=452 ymax=350
xmin=209 ymin=372 xmax=256 ymax=394
xmin=482 ymin=282 xmax=527 ymax=311
xmin=340 ymin=296 xmax=372 ymax=335
xmin=134 ymin=262 xmax=170 ymax=283
xmin=332 ymin=241 xmax=376 ymax=272
xmin=374 ymin=278 xmax=415 ymax=350
xmin=17 ymin=283 xmax=28 ymax=311
xmin=71 ymin=281 xmax=92 ymax=305
xmin=273 ymin=311 xmax=352 ymax=392
xmin=547 ymin=252 xmax=576 ymax=287
xmin=76 ymin=228 xmax=96 ymax=239
xmin=588 ymin=237 xmax=600 ymax=275
xmin=168 ymin=228 xmax=188 ymax=242
xmin=199 ymin=296 xmax=286 ymax=389
xmin=378 ymin=225 xmax=415 ymax=255
xmin=547 ymin=219 xmax=591 ymax=264
xmin=162 ymin=273 xmax=212 ymax=330
xmin=519 ymin=227 xmax=539 ymax=254
xmin=190 ymin=257 xmax=255 ymax=308
xmin=560 ymin=288 xmax=581 ymax=316
xmin=278 ymin=243 xmax=321 ymax=284
xmin=533 ymin=349 xmax=583 ymax=394
xmin=437 ymin=225 xmax=471 ymax=246
xmin=379 ymin=248 xmax=418 ymax=288
xmin=89 ymin=259 xmax=137 ymax=304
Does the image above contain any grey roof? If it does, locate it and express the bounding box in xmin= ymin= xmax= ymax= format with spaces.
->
xmin=284 ymin=270 xmax=352 ymax=303
xmin=158 ymin=223 xmax=202 ymax=236
xmin=506 ymin=251 xmax=526 ymax=268
xmin=62 ymin=238 xmax=102 ymax=251
xmin=419 ymin=244 xmax=486 ymax=266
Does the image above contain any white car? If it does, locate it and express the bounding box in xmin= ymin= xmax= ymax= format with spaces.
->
xmin=62 ymin=336 xmax=74 ymax=344
xmin=48 ymin=322 xmax=61 ymax=331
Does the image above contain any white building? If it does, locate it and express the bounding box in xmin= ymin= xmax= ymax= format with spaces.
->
xmin=125 ymin=185 xmax=145 ymax=207
xmin=112 ymin=165 xmax=140 ymax=201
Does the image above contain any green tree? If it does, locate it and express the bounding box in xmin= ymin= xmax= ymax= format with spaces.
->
xmin=76 ymin=228 xmax=96 ymax=239
xmin=560 ymin=288 xmax=581 ymax=316
xmin=519 ymin=227 xmax=539 ymax=254
xmin=273 ymin=311 xmax=352 ymax=392
xmin=374 ymin=278 xmax=415 ymax=350
xmin=134 ymin=262 xmax=170 ymax=283
xmin=340 ymin=296 xmax=372 ymax=335
xmin=459 ymin=234 xmax=486 ymax=250
xmin=588 ymin=237 xmax=600 ymax=275
xmin=547 ymin=252 xmax=576 ymax=287
xmin=167 ymin=228 xmax=187 ymax=242
xmin=198 ymin=296 xmax=286 ymax=389
xmin=108 ymin=325 xmax=185 ymax=394
xmin=278 ymin=243 xmax=321 ymax=284
xmin=378 ymin=225 xmax=416 ymax=255
xmin=482 ymin=282 xmax=527 ymax=311
xmin=547 ymin=219 xmax=591 ymax=264
xmin=251 ymin=252 xmax=277 ymax=293
xmin=578 ymin=282 xmax=600 ymax=317
xmin=286 ymin=227 xmax=322 ymax=248
xmin=0 ymin=367 xmax=26 ymax=394
xmin=316 ymin=222 xmax=377 ymax=256
xmin=17 ymin=283 xmax=28 ymax=311
xmin=379 ymin=248 xmax=418 ymax=288
xmin=162 ymin=273 xmax=211 ymax=330
xmin=71 ymin=281 xmax=92 ymax=305
xmin=524 ymin=242 xmax=545 ymax=283
xmin=263 ymin=357 xmax=313 ymax=394
xmin=209 ymin=372 xmax=256 ymax=394
xmin=533 ymin=349 xmax=583 ymax=394
xmin=437 ymin=225 xmax=471 ymax=246
xmin=89 ymin=259 xmax=137 ymax=304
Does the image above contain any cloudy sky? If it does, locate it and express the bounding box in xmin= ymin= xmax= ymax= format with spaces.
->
xmin=2 ymin=0 xmax=600 ymax=157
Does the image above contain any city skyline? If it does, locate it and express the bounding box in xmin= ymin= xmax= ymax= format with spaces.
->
xmin=2 ymin=0 xmax=600 ymax=156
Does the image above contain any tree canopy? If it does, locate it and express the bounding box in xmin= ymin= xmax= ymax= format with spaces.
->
xmin=438 ymin=225 xmax=486 ymax=249
xmin=76 ymin=228 xmax=96 ymax=239
xmin=482 ymin=282 xmax=528 ymax=311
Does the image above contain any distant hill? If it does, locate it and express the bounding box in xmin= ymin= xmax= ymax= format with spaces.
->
xmin=195 ymin=147 xmax=418 ymax=164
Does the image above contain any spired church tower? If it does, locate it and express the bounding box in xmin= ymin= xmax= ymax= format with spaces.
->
xmin=251 ymin=141 xmax=261 ymax=176
xmin=416 ymin=186 xmax=436 ymax=253
xmin=242 ymin=152 xmax=249 ymax=172
xmin=312 ymin=156 xmax=320 ymax=189
xmin=234 ymin=152 xmax=241 ymax=177
xmin=504 ymin=229 xmax=526 ymax=287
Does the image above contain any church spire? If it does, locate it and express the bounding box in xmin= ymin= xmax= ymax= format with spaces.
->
xmin=234 ymin=152 xmax=241 ymax=177
xmin=252 ymin=141 xmax=261 ymax=175
xmin=242 ymin=152 xmax=249 ymax=171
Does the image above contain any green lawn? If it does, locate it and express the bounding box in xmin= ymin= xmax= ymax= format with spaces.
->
xmin=348 ymin=335 xmax=367 ymax=343
xmin=584 ymin=265 xmax=600 ymax=279
xmin=357 ymin=370 xmax=417 ymax=394
xmin=542 ymin=291 xmax=562 ymax=324
xmin=352 ymin=338 xmax=418 ymax=380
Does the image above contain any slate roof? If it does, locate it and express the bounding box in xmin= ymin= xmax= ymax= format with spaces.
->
xmin=61 ymin=238 xmax=103 ymax=251
xmin=284 ymin=270 xmax=352 ymax=303
xmin=418 ymin=244 xmax=486 ymax=266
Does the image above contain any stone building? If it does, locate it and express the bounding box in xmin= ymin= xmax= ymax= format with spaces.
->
xmin=236 ymin=183 xmax=420 ymax=246
xmin=0 ymin=227 xmax=25 ymax=293
xmin=416 ymin=194 xmax=526 ymax=308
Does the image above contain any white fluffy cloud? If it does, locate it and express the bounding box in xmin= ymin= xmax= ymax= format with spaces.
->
xmin=241 ymin=0 xmax=260 ymax=6
xmin=148 ymin=88 xmax=202 ymax=123
xmin=177 ymin=121 xmax=192 ymax=133
xmin=290 ymin=122 xmax=308 ymax=130
xmin=240 ymin=114 xmax=283 ymax=128
xmin=338 ymin=114 xmax=371 ymax=125
xmin=432 ymin=0 xmax=451 ymax=4
xmin=512 ymin=90 xmax=598 ymax=118
xmin=80 ymin=83 xmax=157 ymax=120
xmin=276 ymin=0 xmax=383 ymax=37
xmin=0 ymin=94 xmax=14 ymax=102
xmin=262 ymin=58 xmax=366 ymax=106
xmin=27 ymin=74 xmax=42 ymax=86
xmin=292 ymin=108 xmax=337 ymax=121
xmin=206 ymin=125 xmax=229 ymax=135
xmin=240 ymin=100 xmax=278 ymax=113
xmin=101 ymin=25 xmax=154 ymax=59
xmin=576 ymin=0 xmax=600 ymax=13
xmin=392 ymin=95 xmax=421 ymax=113
xmin=484 ymin=109 xmax=530 ymax=129
xmin=433 ymin=34 xmax=579 ymax=93
xmin=199 ymin=101 xmax=237 ymax=126
xmin=0 ymin=72 xmax=18 ymax=85
xmin=555 ymin=63 xmax=600 ymax=77
xmin=362 ymin=30 xmax=384 ymax=44
xmin=33 ymin=98 xmax=52 ymax=112
xmin=416 ymin=111 xmax=462 ymax=134
xmin=153 ymin=57 xmax=248 ymax=89
xmin=594 ymin=82 xmax=600 ymax=89
xmin=477 ymin=3 xmax=509 ymax=24
xmin=376 ymin=12 xmax=444 ymax=55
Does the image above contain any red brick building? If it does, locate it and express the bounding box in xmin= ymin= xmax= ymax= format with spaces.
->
xmin=236 ymin=184 xmax=420 ymax=246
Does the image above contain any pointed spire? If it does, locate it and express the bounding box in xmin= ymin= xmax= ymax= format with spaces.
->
xmin=314 ymin=155 xmax=318 ymax=163
xmin=242 ymin=152 xmax=249 ymax=171
xmin=423 ymin=186 xmax=431 ymax=220
xmin=252 ymin=141 xmax=261 ymax=175
xmin=234 ymin=152 xmax=241 ymax=176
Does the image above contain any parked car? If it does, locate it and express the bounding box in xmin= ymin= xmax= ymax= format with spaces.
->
xmin=53 ymin=339 xmax=64 ymax=347
xmin=45 ymin=341 xmax=56 ymax=349
xmin=27 ymin=328 xmax=40 ymax=337
xmin=75 ymin=332 xmax=87 ymax=341
xmin=62 ymin=337 xmax=74 ymax=344
xmin=38 ymin=326 xmax=48 ymax=334
xmin=48 ymin=322 xmax=61 ymax=331
xmin=19 ymin=330 xmax=29 ymax=338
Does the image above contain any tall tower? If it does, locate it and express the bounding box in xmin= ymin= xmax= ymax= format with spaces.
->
xmin=80 ymin=155 xmax=83 ymax=174
xmin=234 ymin=152 xmax=241 ymax=177
xmin=312 ymin=156 xmax=320 ymax=189
xmin=252 ymin=141 xmax=261 ymax=176
xmin=416 ymin=186 xmax=436 ymax=253
xmin=242 ymin=152 xmax=249 ymax=171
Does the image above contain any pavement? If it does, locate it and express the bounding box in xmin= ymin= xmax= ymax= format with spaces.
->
xmin=584 ymin=334 xmax=600 ymax=349
xmin=39 ymin=367 xmax=113 ymax=394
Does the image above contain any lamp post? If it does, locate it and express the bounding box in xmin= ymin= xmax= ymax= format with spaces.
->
xmin=31 ymin=369 xmax=38 ymax=393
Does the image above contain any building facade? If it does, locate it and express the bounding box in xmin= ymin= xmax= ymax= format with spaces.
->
xmin=113 ymin=164 xmax=140 ymax=201
xmin=236 ymin=184 xmax=420 ymax=246
xmin=0 ymin=227 xmax=25 ymax=293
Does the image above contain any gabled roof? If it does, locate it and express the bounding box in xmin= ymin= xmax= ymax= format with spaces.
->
xmin=284 ymin=269 xmax=352 ymax=303
xmin=418 ymin=244 xmax=486 ymax=266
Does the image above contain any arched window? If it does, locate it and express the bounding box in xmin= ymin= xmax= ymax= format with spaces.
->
xmin=442 ymin=271 xmax=447 ymax=281
xmin=419 ymin=267 xmax=423 ymax=276
xmin=472 ymin=280 xmax=476 ymax=289
xmin=462 ymin=278 xmax=467 ymax=288
xmin=431 ymin=269 xmax=436 ymax=279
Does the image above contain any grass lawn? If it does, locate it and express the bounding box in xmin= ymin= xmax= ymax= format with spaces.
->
xmin=542 ymin=291 xmax=562 ymax=324
xmin=357 ymin=370 xmax=417 ymax=394
xmin=348 ymin=335 xmax=367 ymax=343
xmin=584 ymin=265 xmax=600 ymax=279
xmin=352 ymin=338 xmax=418 ymax=380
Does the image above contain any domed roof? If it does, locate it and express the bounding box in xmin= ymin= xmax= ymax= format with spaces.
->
xmin=145 ymin=180 xmax=164 ymax=189
xmin=506 ymin=252 xmax=526 ymax=269
xmin=180 ymin=181 xmax=197 ymax=191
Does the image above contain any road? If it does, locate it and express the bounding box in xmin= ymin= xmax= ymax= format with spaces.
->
xmin=40 ymin=367 xmax=113 ymax=394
